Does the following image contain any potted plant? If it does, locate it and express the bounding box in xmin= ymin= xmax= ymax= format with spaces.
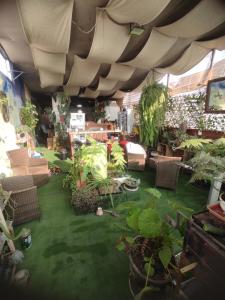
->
xmin=188 ymin=151 xmax=225 ymax=204
xmin=139 ymin=83 xmax=168 ymax=149
xmin=107 ymin=141 xmax=126 ymax=178
xmin=116 ymin=189 xmax=180 ymax=296
xmin=20 ymin=101 xmax=38 ymax=134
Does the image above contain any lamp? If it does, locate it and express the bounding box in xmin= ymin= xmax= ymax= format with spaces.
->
xmin=129 ymin=23 xmax=144 ymax=36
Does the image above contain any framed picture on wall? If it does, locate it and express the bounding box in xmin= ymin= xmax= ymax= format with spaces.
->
xmin=205 ymin=77 xmax=225 ymax=113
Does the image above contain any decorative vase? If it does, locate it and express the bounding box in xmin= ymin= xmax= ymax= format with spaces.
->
xmin=208 ymin=175 xmax=223 ymax=205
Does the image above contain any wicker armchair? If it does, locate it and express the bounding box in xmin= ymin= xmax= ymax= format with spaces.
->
xmin=0 ymin=175 xmax=41 ymax=225
xmin=7 ymin=148 xmax=49 ymax=176
xmin=155 ymin=156 xmax=182 ymax=190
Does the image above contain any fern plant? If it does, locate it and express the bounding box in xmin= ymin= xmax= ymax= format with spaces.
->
xmin=139 ymin=83 xmax=168 ymax=147
xmin=188 ymin=151 xmax=225 ymax=183
xmin=108 ymin=142 xmax=126 ymax=176
xmin=178 ymin=138 xmax=212 ymax=151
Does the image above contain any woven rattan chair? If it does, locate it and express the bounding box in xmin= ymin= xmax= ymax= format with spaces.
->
xmin=0 ymin=175 xmax=41 ymax=225
xmin=7 ymin=148 xmax=49 ymax=176
xmin=154 ymin=156 xmax=182 ymax=190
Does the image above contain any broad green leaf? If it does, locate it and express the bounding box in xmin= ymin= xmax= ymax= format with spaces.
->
xmin=144 ymin=262 xmax=154 ymax=277
xmin=126 ymin=208 xmax=141 ymax=231
xmin=125 ymin=236 xmax=134 ymax=244
xmin=147 ymin=188 xmax=161 ymax=199
xmin=116 ymin=241 xmax=125 ymax=251
xmin=159 ymin=245 xmax=172 ymax=269
xmin=138 ymin=208 xmax=162 ymax=238
xmin=214 ymin=138 xmax=225 ymax=145
xmin=116 ymin=201 xmax=137 ymax=211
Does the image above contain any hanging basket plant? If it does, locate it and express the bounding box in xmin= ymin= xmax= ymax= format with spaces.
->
xmin=139 ymin=83 xmax=168 ymax=147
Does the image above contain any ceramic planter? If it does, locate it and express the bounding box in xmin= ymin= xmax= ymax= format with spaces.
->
xmin=208 ymin=175 xmax=224 ymax=205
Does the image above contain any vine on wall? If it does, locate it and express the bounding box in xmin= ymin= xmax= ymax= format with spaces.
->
xmin=165 ymin=90 xmax=225 ymax=131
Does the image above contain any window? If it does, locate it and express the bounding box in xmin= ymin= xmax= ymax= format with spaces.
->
xmin=0 ymin=51 xmax=12 ymax=80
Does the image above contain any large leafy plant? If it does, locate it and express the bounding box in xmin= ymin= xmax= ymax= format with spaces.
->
xmin=139 ymin=83 xmax=168 ymax=147
xmin=188 ymin=151 xmax=225 ymax=183
xmin=178 ymin=138 xmax=211 ymax=151
xmin=81 ymin=138 xmax=108 ymax=180
xmin=63 ymin=147 xmax=83 ymax=192
xmin=116 ymin=190 xmax=178 ymax=281
xmin=20 ymin=101 xmax=38 ymax=133
xmin=108 ymin=142 xmax=126 ymax=176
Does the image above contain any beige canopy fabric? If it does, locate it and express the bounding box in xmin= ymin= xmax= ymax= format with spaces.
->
xmin=133 ymin=71 xmax=164 ymax=92
xmin=17 ymin=0 xmax=73 ymax=52
xmin=1 ymin=0 xmax=225 ymax=95
xmin=158 ymin=0 xmax=225 ymax=39
xmin=17 ymin=0 xmax=73 ymax=87
xmin=106 ymin=0 xmax=171 ymax=25
xmin=198 ymin=36 xmax=225 ymax=51
xmin=111 ymin=90 xmax=126 ymax=99
xmin=88 ymin=9 xmax=130 ymax=63
xmin=31 ymin=48 xmax=66 ymax=74
xmin=97 ymin=77 xmax=117 ymax=91
xmin=63 ymin=85 xmax=80 ymax=96
xmin=106 ymin=63 xmax=135 ymax=81
xmin=126 ymin=29 xmax=177 ymax=69
xmin=39 ymin=70 xmax=64 ymax=89
xmin=156 ymin=43 xmax=210 ymax=75
xmin=80 ymin=88 xmax=100 ymax=98
xmin=66 ymin=56 xmax=100 ymax=87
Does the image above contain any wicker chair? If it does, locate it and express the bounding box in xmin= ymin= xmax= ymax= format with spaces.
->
xmin=7 ymin=148 xmax=49 ymax=176
xmin=154 ymin=156 xmax=182 ymax=190
xmin=0 ymin=175 xmax=41 ymax=225
xmin=148 ymin=155 xmax=181 ymax=169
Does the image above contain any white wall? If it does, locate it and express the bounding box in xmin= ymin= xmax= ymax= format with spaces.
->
xmin=0 ymin=73 xmax=23 ymax=176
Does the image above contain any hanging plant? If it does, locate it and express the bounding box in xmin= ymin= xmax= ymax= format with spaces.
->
xmin=139 ymin=83 xmax=168 ymax=147
xmin=20 ymin=101 xmax=38 ymax=133
xmin=0 ymin=91 xmax=9 ymax=122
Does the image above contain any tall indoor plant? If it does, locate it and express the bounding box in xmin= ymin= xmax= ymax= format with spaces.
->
xmin=139 ymin=83 xmax=168 ymax=147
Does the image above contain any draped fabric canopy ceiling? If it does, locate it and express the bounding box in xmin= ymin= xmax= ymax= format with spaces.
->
xmin=0 ymin=0 xmax=225 ymax=99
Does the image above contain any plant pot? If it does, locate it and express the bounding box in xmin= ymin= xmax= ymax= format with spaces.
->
xmin=129 ymin=254 xmax=171 ymax=288
xmin=208 ymin=175 xmax=223 ymax=205
xmin=59 ymin=149 xmax=67 ymax=160
xmin=129 ymin=236 xmax=171 ymax=288
xmin=219 ymin=192 xmax=225 ymax=212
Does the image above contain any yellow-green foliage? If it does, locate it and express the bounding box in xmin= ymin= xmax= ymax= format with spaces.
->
xmin=20 ymin=101 xmax=38 ymax=132
xmin=139 ymin=83 xmax=168 ymax=146
xmin=178 ymin=138 xmax=212 ymax=150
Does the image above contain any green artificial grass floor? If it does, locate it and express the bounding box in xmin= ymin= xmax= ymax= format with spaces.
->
xmin=17 ymin=148 xmax=208 ymax=300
